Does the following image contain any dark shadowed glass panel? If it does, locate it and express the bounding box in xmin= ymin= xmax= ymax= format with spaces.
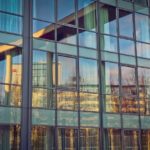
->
xmin=134 ymin=0 xmax=148 ymax=6
xmin=103 ymin=62 xmax=119 ymax=95
xmin=33 ymin=50 xmax=55 ymax=88
xmin=0 ymin=12 xmax=22 ymax=34
xmin=33 ymin=0 xmax=54 ymax=22
xmin=0 ymin=84 xmax=21 ymax=106
xmin=0 ymin=46 xmax=22 ymax=85
xmin=136 ymin=42 xmax=150 ymax=58
xmin=78 ymin=1 xmax=96 ymax=31
xmin=79 ymin=30 xmax=97 ymax=49
xmin=99 ymin=5 xmax=117 ymax=35
xmin=135 ymin=13 xmax=150 ymax=43
xmin=141 ymin=130 xmax=150 ymax=150
xmin=80 ymin=128 xmax=99 ymax=150
xmin=32 ymin=126 xmax=55 ymax=150
xmin=100 ymin=35 xmax=117 ymax=52
xmin=119 ymin=10 xmax=133 ymax=38
xmin=121 ymin=66 xmax=138 ymax=113
xmin=57 ymin=90 xmax=78 ymax=110
xmin=104 ymin=95 xmax=120 ymax=113
xmin=57 ymin=25 xmax=77 ymax=45
xmin=104 ymin=129 xmax=121 ymax=150
xmin=57 ymin=0 xmax=75 ymax=25
xmin=123 ymin=130 xmax=139 ymax=150
xmin=33 ymin=20 xmax=55 ymax=40
xmin=0 ymin=125 xmax=20 ymax=150
xmin=79 ymin=58 xmax=98 ymax=92
xmin=58 ymin=56 xmax=76 ymax=89
xmin=80 ymin=92 xmax=99 ymax=112
xmin=32 ymin=88 xmax=55 ymax=109
xmin=119 ymin=38 xmax=135 ymax=55
xmin=58 ymin=128 xmax=78 ymax=150
xmin=0 ymin=0 xmax=22 ymax=14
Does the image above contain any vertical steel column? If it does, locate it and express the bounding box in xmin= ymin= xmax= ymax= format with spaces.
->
xmin=21 ymin=0 xmax=32 ymax=149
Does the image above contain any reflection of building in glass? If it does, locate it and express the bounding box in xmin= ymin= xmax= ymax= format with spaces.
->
xmin=0 ymin=0 xmax=150 ymax=149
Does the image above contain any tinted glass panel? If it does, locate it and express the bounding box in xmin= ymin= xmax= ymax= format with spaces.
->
xmin=100 ymin=5 xmax=117 ymax=35
xmin=79 ymin=58 xmax=98 ymax=92
xmin=58 ymin=128 xmax=78 ymax=150
xmin=32 ymin=126 xmax=55 ymax=150
xmin=33 ymin=50 xmax=55 ymax=88
xmin=58 ymin=56 xmax=76 ymax=89
xmin=79 ymin=30 xmax=96 ymax=49
xmin=57 ymin=0 xmax=75 ymax=25
xmin=57 ymin=25 xmax=77 ymax=45
xmin=33 ymin=0 xmax=54 ymax=22
xmin=78 ymin=2 xmax=96 ymax=31
xmin=119 ymin=38 xmax=135 ymax=55
xmin=33 ymin=20 xmax=55 ymax=40
xmin=80 ymin=128 xmax=99 ymax=150
xmin=0 ymin=12 xmax=22 ymax=34
xmin=135 ymin=13 xmax=150 ymax=43
xmin=0 ymin=0 xmax=22 ymax=14
xmin=0 ymin=46 xmax=22 ymax=85
xmin=103 ymin=62 xmax=119 ymax=95
xmin=123 ymin=130 xmax=139 ymax=150
xmin=119 ymin=10 xmax=133 ymax=38
xmin=104 ymin=129 xmax=121 ymax=150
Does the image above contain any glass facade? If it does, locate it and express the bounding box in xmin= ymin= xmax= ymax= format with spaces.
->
xmin=0 ymin=0 xmax=150 ymax=149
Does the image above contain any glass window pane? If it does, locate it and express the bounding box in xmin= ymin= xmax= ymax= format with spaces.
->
xmin=0 ymin=46 xmax=22 ymax=85
xmin=104 ymin=95 xmax=120 ymax=113
xmin=58 ymin=56 xmax=76 ymax=89
xmin=78 ymin=1 xmax=96 ymax=31
xmin=0 ymin=0 xmax=22 ymax=14
xmin=79 ymin=58 xmax=98 ymax=92
xmin=99 ymin=5 xmax=117 ymax=35
xmin=33 ymin=0 xmax=54 ymax=22
xmin=103 ymin=62 xmax=119 ymax=95
xmin=58 ymin=128 xmax=78 ymax=150
xmin=33 ymin=20 xmax=55 ymax=41
xmin=80 ymin=128 xmax=99 ymax=150
xmin=123 ymin=130 xmax=139 ymax=150
xmin=0 ymin=84 xmax=21 ymax=106
xmin=119 ymin=38 xmax=135 ymax=55
xmin=57 ymin=0 xmax=75 ymax=25
xmin=57 ymin=90 xmax=78 ymax=110
xmin=79 ymin=30 xmax=97 ymax=49
xmin=32 ymin=88 xmax=55 ymax=109
xmin=119 ymin=10 xmax=133 ymax=38
xmin=57 ymin=25 xmax=77 ymax=45
xmin=0 ymin=12 xmax=22 ymax=34
xmin=121 ymin=66 xmax=138 ymax=113
xmin=134 ymin=0 xmax=148 ymax=6
xmin=80 ymin=92 xmax=99 ymax=112
xmin=33 ymin=50 xmax=55 ymax=88
xmin=141 ymin=130 xmax=150 ymax=150
xmin=135 ymin=13 xmax=150 ymax=43
xmin=32 ymin=126 xmax=55 ymax=150
xmin=100 ymin=35 xmax=117 ymax=52
xmin=136 ymin=42 xmax=150 ymax=58
xmin=104 ymin=129 xmax=121 ymax=150
xmin=0 ymin=125 xmax=20 ymax=150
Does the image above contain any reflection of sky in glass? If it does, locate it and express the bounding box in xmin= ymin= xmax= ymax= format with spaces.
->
xmin=33 ymin=50 xmax=46 ymax=63
xmin=135 ymin=13 xmax=150 ymax=43
xmin=80 ymin=58 xmax=98 ymax=84
xmin=79 ymin=31 xmax=96 ymax=49
xmin=119 ymin=13 xmax=133 ymax=38
xmin=78 ymin=0 xmax=95 ymax=9
xmin=33 ymin=0 xmax=54 ymax=22
xmin=105 ymin=62 xmax=118 ymax=85
xmin=0 ymin=60 xmax=5 ymax=82
xmin=58 ymin=56 xmax=76 ymax=86
xmin=136 ymin=42 xmax=150 ymax=58
xmin=119 ymin=38 xmax=135 ymax=55
xmin=57 ymin=0 xmax=75 ymax=20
